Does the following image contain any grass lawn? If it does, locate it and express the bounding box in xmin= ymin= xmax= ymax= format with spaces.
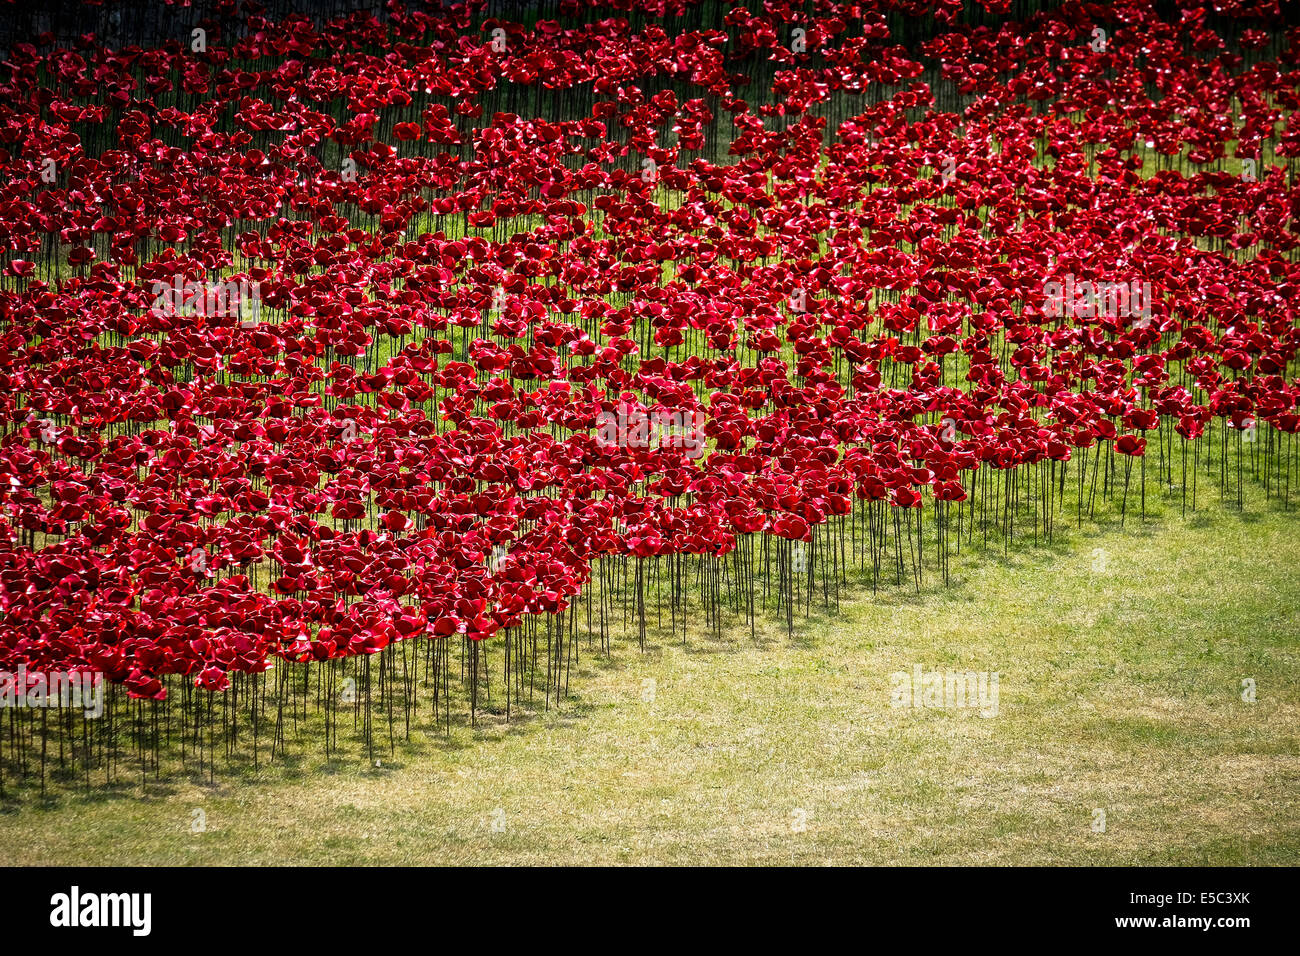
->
xmin=1 ymin=476 xmax=1297 ymax=865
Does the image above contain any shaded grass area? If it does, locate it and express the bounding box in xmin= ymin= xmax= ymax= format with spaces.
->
xmin=0 ymin=476 xmax=1295 ymax=865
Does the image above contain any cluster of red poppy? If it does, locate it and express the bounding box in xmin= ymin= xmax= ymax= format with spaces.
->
xmin=0 ymin=0 xmax=1297 ymax=702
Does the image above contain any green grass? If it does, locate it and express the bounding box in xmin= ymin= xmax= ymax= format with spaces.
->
xmin=1 ymin=480 xmax=1296 ymax=865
